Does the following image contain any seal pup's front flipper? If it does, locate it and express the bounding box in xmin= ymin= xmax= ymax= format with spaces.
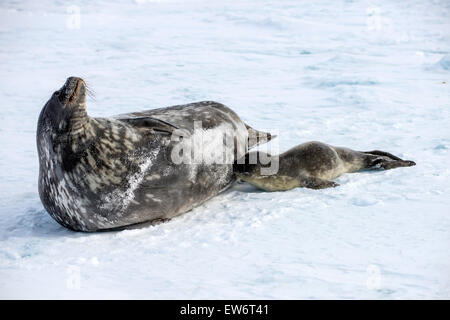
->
xmin=236 ymin=173 xmax=301 ymax=191
xmin=237 ymin=172 xmax=340 ymax=191
xmin=117 ymin=116 xmax=179 ymax=135
xmin=236 ymin=173 xmax=339 ymax=191
xmin=298 ymin=176 xmax=340 ymax=189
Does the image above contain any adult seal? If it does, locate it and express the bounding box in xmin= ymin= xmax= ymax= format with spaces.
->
xmin=37 ymin=77 xmax=272 ymax=231
xmin=235 ymin=141 xmax=416 ymax=191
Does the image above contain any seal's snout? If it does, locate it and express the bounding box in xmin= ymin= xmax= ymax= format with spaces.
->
xmin=58 ymin=77 xmax=86 ymax=104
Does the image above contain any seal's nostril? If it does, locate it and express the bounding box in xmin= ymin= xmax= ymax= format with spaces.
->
xmin=66 ymin=76 xmax=84 ymax=86
xmin=58 ymin=77 xmax=85 ymax=104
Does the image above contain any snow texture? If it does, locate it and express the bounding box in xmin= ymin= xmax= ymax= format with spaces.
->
xmin=0 ymin=0 xmax=449 ymax=299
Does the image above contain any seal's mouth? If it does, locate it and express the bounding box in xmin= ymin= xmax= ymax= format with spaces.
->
xmin=57 ymin=77 xmax=86 ymax=105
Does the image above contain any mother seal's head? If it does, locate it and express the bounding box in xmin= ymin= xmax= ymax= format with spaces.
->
xmin=40 ymin=76 xmax=88 ymax=135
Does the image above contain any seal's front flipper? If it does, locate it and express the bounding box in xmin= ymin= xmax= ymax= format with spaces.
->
xmin=118 ymin=117 xmax=178 ymax=135
xmin=236 ymin=173 xmax=301 ymax=192
xmin=299 ymin=176 xmax=340 ymax=189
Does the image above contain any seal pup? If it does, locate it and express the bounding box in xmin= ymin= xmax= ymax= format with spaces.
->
xmin=37 ymin=77 xmax=272 ymax=231
xmin=234 ymin=141 xmax=415 ymax=191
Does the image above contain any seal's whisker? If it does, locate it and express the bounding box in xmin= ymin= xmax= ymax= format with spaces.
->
xmin=85 ymin=84 xmax=96 ymax=101
xmin=86 ymin=87 xmax=96 ymax=96
xmin=87 ymin=90 xmax=96 ymax=101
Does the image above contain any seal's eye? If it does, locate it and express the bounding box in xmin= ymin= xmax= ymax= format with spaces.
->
xmin=53 ymin=91 xmax=60 ymax=96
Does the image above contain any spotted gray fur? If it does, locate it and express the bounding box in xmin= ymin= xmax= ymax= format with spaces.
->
xmin=37 ymin=77 xmax=272 ymax=231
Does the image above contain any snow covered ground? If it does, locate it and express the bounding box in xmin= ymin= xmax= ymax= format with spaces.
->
xmin=0 ymin=0 xmax=449 ymax=299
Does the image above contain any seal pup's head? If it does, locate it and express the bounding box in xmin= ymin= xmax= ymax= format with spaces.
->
xmin=39 ymin=76 xmax=88 ymax=135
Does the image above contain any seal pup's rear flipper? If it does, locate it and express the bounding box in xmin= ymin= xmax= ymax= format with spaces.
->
xmin=362 ymin=150 xmax=416 ymax=170
xmin=363 ymin=150 xmax=403 ymax=161
xmin=245 ymin=124 xmax=276 ymax=149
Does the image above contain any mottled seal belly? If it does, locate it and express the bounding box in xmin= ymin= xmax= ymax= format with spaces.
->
xmin=37 ymin=77 xmax=272 ymax=231
xmin=235 ymin=141 xmax=416 ymax=192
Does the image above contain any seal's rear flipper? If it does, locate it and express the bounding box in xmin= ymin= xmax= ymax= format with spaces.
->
xmin=245 ymin=124 xmax=276 ymax=149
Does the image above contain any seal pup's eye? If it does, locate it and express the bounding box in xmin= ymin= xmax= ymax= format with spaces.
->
xmin=53 ymin=90 xmax=60 ymax=96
